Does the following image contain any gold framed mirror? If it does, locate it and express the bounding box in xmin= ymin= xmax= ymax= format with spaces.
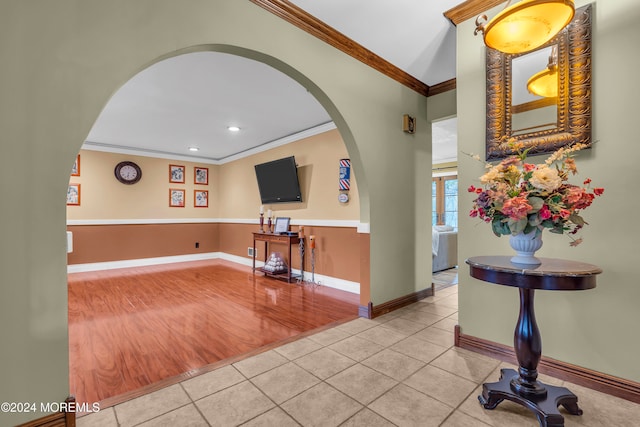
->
xmin=485 ymin=4 xmax=592 ymax=161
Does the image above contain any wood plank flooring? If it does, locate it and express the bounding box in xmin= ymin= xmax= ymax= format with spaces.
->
xmin=68 ymin=259 xmax=359 ymax=404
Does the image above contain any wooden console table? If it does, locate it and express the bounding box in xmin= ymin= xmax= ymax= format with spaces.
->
xmin=252 ymin=232 xmax=301 ymax=283
xmin=465 ymin=256 xmax=602 ymax=427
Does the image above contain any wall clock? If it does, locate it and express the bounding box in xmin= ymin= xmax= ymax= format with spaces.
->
xmin=114 ymin=161 xmax=142 ymax=185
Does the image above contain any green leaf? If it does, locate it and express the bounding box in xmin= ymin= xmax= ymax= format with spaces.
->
xmin=528 ymin=197 xmax=544 ymax=213
xmin=569 ymin=214 xmax=585 ymax=226
xmin=508 ymin=218 xmax=527 ymax=234
xmin=528 ymin=214 xmax=542 ymax=227
xmin=492 ymin=219 xmax=511 ymax=236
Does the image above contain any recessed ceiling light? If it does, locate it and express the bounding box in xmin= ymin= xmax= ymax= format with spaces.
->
xmin=189 ymin=147 xmax=199 ymax=152
xmin=228 ymin=126 xmax=241 ymax=132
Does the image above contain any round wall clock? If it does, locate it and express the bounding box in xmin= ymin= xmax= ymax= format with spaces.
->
xmin=114 ymin=161 xmax=142 ymax=185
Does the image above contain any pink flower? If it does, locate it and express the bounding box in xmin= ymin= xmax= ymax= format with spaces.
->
xmin=564 ymin=186 xmax=585 ymax=205
xmin=501 ymin=196 xmax=532 ymax=220
xmin=523 ymin=163 xmax=536 ymax=172
xmin=560 ymin=209 xmax=571 ymax=219
xmin=539 ymin=205 xmax=551 ymax=220
xmin=469 ymin=209 xmax=478 ymax=218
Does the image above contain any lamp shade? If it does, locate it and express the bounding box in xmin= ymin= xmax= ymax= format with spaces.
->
xmin=527 ymin=66 xmax=558 ymax=98
xmin=481 ymin=0 xmax=575 ymax=54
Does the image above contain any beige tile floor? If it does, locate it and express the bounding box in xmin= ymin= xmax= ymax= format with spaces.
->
xmin=77 ymin=284 xmax=640 ymax=426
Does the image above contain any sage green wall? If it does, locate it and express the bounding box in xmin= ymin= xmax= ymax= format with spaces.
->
xmin=0 ymin=1 xmax=430 ymax=423
xmin=457 ymin=0 xmax=640 ymax=382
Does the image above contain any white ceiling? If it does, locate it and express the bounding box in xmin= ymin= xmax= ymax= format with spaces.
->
xmin=84 ymin=1 xmax=460 ymax=165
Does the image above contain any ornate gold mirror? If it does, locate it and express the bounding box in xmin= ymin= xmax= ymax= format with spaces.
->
xmin=485 ymin=4 xmax=592 ymax=161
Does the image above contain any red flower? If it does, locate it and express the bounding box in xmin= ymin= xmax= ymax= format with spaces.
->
xmin=523 ymin=163 xmax=536 ymax=172
xmin=593 ymin=187 xmax=604 ymax=196
xmin=560 ymin=209 xmax=571 ymax=219
xmin=468 ymin=185 xmax=476 ymax=193
xmin=539 ymin=205 xmax=551 ymax=220
xmin=469 ymin=209 xmax=478 ymax=218
xmin=583 ymin=178 xmax=592 ymax=185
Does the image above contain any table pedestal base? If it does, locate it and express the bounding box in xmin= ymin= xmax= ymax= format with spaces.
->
xmin=478 ymin=368 xmax=582 ymax=427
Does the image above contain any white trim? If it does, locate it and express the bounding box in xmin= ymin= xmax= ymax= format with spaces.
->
xmin=67 ymin=252 xmax=220 ymax=273
xmin=67 ymin=218 xmax=220 ymax=226
xmin=81 ymin=122 xmax=337 ymax=165
xmin=67 ymin=251 xmax=360 ymax=294
xmin=219 ymin=122 xmax=337 ymax=164
xmin=357 ymin=223 xmax=370 ymax=234
xmin=432 ymin=170 xmax=458 ymax=178
xmin=66 ymin=218 xmax=364 ymax=228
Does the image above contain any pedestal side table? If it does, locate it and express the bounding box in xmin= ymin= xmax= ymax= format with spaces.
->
xmin=466 ymin=256 xmax=602 ymax=427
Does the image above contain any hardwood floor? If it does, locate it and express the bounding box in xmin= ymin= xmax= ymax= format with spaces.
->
xmin=68 ymin=259 xmax=359 ymax=404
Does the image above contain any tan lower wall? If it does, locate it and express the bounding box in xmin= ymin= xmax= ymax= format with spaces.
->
xmin=67 ymin=222 xmax=364 ymax=286
xmin=67 ymin=223 xmax=220 ymax=264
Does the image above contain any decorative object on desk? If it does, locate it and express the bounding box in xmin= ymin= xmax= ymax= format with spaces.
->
xmin=467 ymin=142 xmax=604 ymax=247
xmin=274 ymin=217 xmax=290 ymax=234
xmin=509 ymin=229 xmax=544 ymax=264
xmin=264 ymin=252 xmax=287 ymax=274
xmin=259 ymin=205 xmax=265 ymax=232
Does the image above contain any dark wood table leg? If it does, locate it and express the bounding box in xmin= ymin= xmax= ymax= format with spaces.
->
xmin=478 ymin=289 xmax=583 ymax=427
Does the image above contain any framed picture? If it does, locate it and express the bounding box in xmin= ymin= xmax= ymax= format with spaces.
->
xmin=67 ymin=183 xmax=81 ymax=206
xmin=194 ymin=190 xmax=208 ymax=207
xmin=169 ymin=188 xmax=185 ymax=207
xmin=194 ymin=167 xmax=208 ymax=185
xmin=169 ymin=164 xmax=185 ymax=183
xmin=274 ymin=217 xmax=290 ymax=234
xmin=71 ymin=154 xmax=80 ymax=176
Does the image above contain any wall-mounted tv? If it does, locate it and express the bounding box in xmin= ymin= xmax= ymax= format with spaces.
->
xmin=254 ymin=156 xmax=303 ymax=204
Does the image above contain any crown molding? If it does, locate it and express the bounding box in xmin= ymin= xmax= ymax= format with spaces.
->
xmin=249 ymin=0 xmax=430 ymax=97
xmin=444 ymin=0 xmax=506 ymax=26
xmin=429 ymin=78 xmax=457 ymax=96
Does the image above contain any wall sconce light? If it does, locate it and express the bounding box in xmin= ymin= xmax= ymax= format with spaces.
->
xmin=475 ymin=0 xmax=575 ymax=54
xmin=403 ymin=114 xmax=416 ymax=134
xmin=527 ymin=46 xmax=558 ymax=98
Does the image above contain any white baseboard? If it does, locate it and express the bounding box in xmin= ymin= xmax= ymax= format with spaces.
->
xmin=68 ymin=252 xmax=360 ymax=294
xmin=67 ymin=252 xmax=221 ymax=273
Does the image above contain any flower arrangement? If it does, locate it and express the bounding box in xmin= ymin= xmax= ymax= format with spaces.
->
xmin=468 ymin=143 xmax=604 ymax=246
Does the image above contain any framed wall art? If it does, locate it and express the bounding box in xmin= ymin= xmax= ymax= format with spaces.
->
xmin=194 ymin=167 xmax=208 ymax=185
xmin=194 ymin=190 xmax=208 ymax=207
xmin=169 ymin=188 xmax=185 ymax=207
xmin=71 ymin=154 xmax=80 ymax=176
xmin=67 ymin=183 xmax=81 ymax=206
xmin=169 ymin=164 xmax=185 ymax=183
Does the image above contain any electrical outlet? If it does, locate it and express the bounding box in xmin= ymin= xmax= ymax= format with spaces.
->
xmin=248 ymin=247 xmax=254 ymax=257
xmin=195 ymin=242 xmax=199 ymax=249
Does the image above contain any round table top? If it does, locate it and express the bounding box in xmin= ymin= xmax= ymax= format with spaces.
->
xmin=465 ymin=256 xmax=602 ymax=291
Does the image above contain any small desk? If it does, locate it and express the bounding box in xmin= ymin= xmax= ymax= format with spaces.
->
xmin=252 ymin=232 xmax=301 ymax=283
xmin=466 ymin=256 xmax=602 ymax=427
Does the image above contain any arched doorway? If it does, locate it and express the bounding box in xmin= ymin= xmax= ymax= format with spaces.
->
xmin=66 ymin=46 xmax=369 ymax=403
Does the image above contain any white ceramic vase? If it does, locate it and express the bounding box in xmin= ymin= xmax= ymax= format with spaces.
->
xmin=509 ymin=229 xmax=543 ymax=265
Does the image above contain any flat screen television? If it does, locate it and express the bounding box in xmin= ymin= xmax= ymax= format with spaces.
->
xmin=254 ymin=156 xmax=302 ymax=204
